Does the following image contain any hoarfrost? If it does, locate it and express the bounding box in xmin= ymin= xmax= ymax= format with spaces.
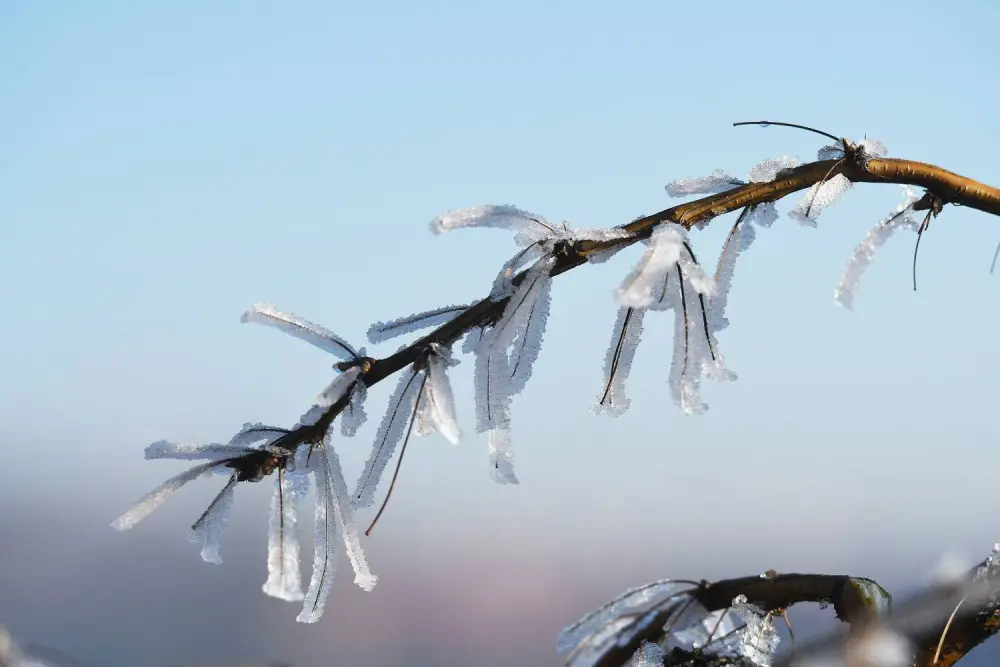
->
xmin=144 ymin=440 xmax=252 ymax=462
xmin=352 ymin=368 xmax=424 ymax=508
xmin=416 ymin=344 xmax=462 ymax=445
xmin=488 ymin=428 xmax=517 ymax=484
xmin=262 ymin=467 xmax=310 ymax=601
xmin=188 ymin=474 xmax=238 ymax=564
xmin=593 ymin=307 xmax=645 ymax=417
xmin=665 ymin=169 xmax=743 ymax=197
xmin=298 ymin=434 xmax=377 ymax=623
xmin=240 ymin=302 xmax=360 ymax=361
xmin=789 ymin=174 xmax=853 ymax=226
xmin=616 ymin=224 xmax=685 ymax=308
xmin=732 ymin=594 xmax=780 ymax=667
xmin=630 ymin=641 xmax=665 ymax=667
xmin=367 ymin=303 xmax=474 ymax=344
xmin=111 ymin=460 xmax=225 ymax=531
xmin=834 ymin=186 xmax=921 ymax=310
xmin=430 ymin=204 xmax=556 ymax=236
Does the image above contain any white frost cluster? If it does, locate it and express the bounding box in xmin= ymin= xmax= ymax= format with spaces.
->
xmin=732 ymin=594 xmax=780 ymax=667
xmin=630 ymin=641 xmax=665 ymax=667
xmin=609 ymin=222 xmax=734 ymax=416
xmin=791 ymin=137 xmax=886 ymax=227
xmin=352 ymin=343 xmax=463 ymax=508
xmin=429 ymin=204 xmax=629 ymax=481
xmin=834 ymin=186 xmax=921 ymax=310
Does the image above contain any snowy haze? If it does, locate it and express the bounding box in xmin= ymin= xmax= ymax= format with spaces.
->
xmin=3 ymin=1 xmax=1000 ymax=666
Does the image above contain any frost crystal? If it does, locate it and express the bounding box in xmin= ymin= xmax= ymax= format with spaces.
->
xmin=415 ymin=344 xmax=462 ymax=445
xmin=262 ymin=465 xmax=309 ymax=601
xmin=630 ymin=641 xmax=665 ymax=667
xmin=593 ymin=307 xmax=645 ymax=416
xmin=615 ymin=224 xmax=732 ymax=415
xmin=429 ymin=204 xmax=556 ymax=236
xmin=732 ymin=594 xmax=780 ymax=667
xmin=352 ymin=368 xmax=424 ymax=508
xmin=240 ymin=302 xmax=360 ymax=362
xmin=366 ymin=303 xmax=474 ymax=344
xmin=789 ymin=174 xmax=853 ymax=227
xmin=298 ymin=434 xmax=377 ymax=624
xmin=557 ymin=579 xmax=684 ymax=654
xmin=111 ymin=460 xmax=227 ymax=532
xmin=834 ymin=186 xmax=921 ymax=310
xmin=188 ymin=475 xmax=238 ymax=564
xmin=665 ymin=169 xmax=743 ymax=197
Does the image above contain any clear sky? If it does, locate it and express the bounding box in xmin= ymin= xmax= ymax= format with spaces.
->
xmin=2 ymin=2 xmax=1000 ymax=666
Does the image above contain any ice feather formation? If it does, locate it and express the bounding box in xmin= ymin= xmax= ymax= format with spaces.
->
xmin=834 ymin=186 xmax=921 ymax=310
xmin=790 ymin=137 xmax=887 ymax=226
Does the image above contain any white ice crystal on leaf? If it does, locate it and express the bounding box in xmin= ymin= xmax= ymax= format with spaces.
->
xmin=612 ymin=223 xmax=732 ymax=416
xmin=665 ymin=169 xmax=744 ymax=197
xmin=593 ymin=306 xmax=645 ymax=417
xmin=352 ymin=367 xmax=425 ymax=509
xmin=367 ymin=303 xmax=475 ymax=345
xmin=834 ymin=186 xmax=921 ymax=310
xmin=111 ymin=459 xmax=235 ymax=532
xmin=630 ymin=641 xmax=665 ymax=667
xmin=732 ymin=594 xmax=780 ymax=667
xmin=188 ymin=474 xmax=237 ymax=564
xmin=790 ymin=137 xmax=886 ymax=227
xmin=262 ymin=456 xmax=310 ymax=601
xmin=414 ymin=343 xmax=462 ymax=445
xmin=240 ymin=302 xmax=362 ymax=362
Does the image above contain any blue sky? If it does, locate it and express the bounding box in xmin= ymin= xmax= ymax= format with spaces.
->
xmin=2 ymin=2 xmax=1000 ymax=666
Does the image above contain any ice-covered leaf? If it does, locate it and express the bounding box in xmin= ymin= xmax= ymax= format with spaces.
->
xmin=748 ymin=156 xmax=799 ymax=183
xmin=262 ymin=468 xmax=309 ymax=601
xmin=352 ymin=368 xmax=424 ymax=508
xmin=488 ymin=427 xmax=517 ymax=484
xmin=616 ymin=223 xmax=686 ymax=308
xmin=430 ymin=204 xmax=555 ymax=236
xmin=593 ymin=306 xmax=645 ymax=417
xmin=367 ymin=303 xmax=473 ymax=344
xmin=340 ymin=381 xmax=368 ymax=437
xmin=732 ymin=593 xmax=780 ymax=667
xmin=227 ymin=423 xmax=290 ymax=448
xmin=111 ymin=460 xmax=226 ymax=531
xmin=630 ymin=641 xmax=664 ymax=667
xmin=298 ymin=436 xmax=377 ymax=623
xmin=188 ymin=474 xmax=238 ymax=564
xmin=416 ymin=345 xmax=461 ymax=445
xmin=834 ymin=187 xmax=920 ymax=310
xmin=557 ymin=579 xmax=686 ymax=654
xmin=789 ymin=174 xmax=852 ymax=226
xmin=240 ymin=302 xmax=359 ymax=362
xmin=665 ymin=169 xmax=743 ymax=197
xmin=848 ymin=577 xmax=893 ymax=616
xmin=144 ymin=440 xmax=251 ymax=462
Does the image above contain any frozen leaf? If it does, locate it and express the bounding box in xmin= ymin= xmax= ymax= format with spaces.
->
xmin=416 ymin=345 xmax=462 ymax=445
xmin=789 ymin=174 xmax=853 ymax=226
xmin=340 ymin=381 xmax=368 ymax=437
xmin=262 ymin=468 xmax=309 ymax=601
xmin=748 ymin=156 xmax=800 ymax=183
xmin=298 ymin=435 xmax=378 ymax=623
xmin=834 ymin=187 xmax=921 ymax=310
xmin=367 ymin=303 xmax=473 ymax=344
xmin=488 ymin=428 xmax=518 ymax=484
xmin=228 ymin=423 xmax=290 ymax=448
xmin=665 ymin=169 xmax=743 ymax=197
xmin=240 ymin=302 xmax=359 ymax=362
xmin=111 ymin=460 xmax=226 ymax=531
xmin=144 ymin=440 xmax=251 ymax=462
xmin=593 ymin=306 xmax=645 ymax=417
xmin=616 ymin=223 xmax=686 ymax=308
xmin=316 ymin=366 xmax=364 ymax=409
xmin=732 ymin=593 xmax=780 ymax=667
xmin=848 ymin=578 xmax=892 ymax=616
xmin=430 ymin=204 xmax=555 ymax=236
xmin=630 ymin=640 xmax=664 ymax=667
xmin=188 ymin=474 xmax=238 ymax=564
xmin=557 ymin=579 xmax=684 ymax=654
xmin=352 ymin=368 xmax=424 ymax=508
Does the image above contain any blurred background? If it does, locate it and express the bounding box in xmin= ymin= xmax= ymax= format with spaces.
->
xmin=2 ymin=1 xmax=999 ymax=665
